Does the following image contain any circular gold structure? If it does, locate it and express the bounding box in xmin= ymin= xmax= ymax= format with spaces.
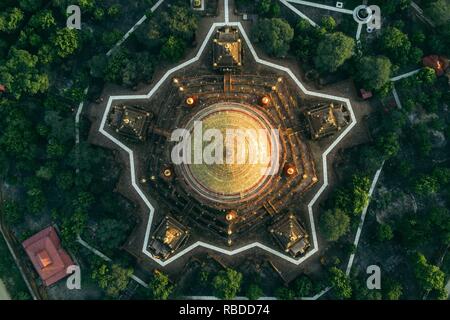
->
xmin=163 ymin=168 xmax=172 ymax=177
xmin=179 ymin=102 xmax=280 ymax=205
xmin=186 ymin=97 xmax=195 ymax=106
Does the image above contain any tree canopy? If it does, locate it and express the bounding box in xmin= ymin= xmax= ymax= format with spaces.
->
xmin=329 ymin=267 xmax=352 ymax=299
xmin=51 ymin=28 xmax=80 ymax=58
xmin=0 ymin=48 xmax=49 ymax=99
xmin=148 ymin=270 xmax=174 ymax=300
xmin=425 ymin=0 xmax=450 ymax=26
xmin=212 ymin=268 xmax=243 ymax=299
xmin=314 ymin=32 xmax=355 ymax=73
xmin=355 ymin=56 xmax=392 ymax=90
xmin=252 ymin=18 xmax=294 ymax=58
xmin=413 ymin=252 xmax=446 ymax=298
xmin=0 ymin=7 xmax=24 ymax=33
xmin=91 ymin=263 xmax=133 ymax=298
xmin=320 ymin=208 xmax=350 ymax=241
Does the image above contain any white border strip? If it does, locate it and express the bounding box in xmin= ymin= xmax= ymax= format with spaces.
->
xmin=98 ymin=20 xmax=357 ymax=266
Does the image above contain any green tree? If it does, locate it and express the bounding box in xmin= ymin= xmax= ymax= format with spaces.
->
xmin=320 ymin=208 xmax=350 ymax=241
xmin=19 ymin=0 xmax=43 ymax=11
xmin=377 ymin=0 xmax=411 ymax=15
xmin=0 ymin=8 xmax=24 ymax=33
xmin=257 ymin=0 xmax=280 ymax=17
xmin=37 ymin=45 xmax=55 ymax=65
xmin=292 ymin=275 xmax=313 ymax=297
xmin=0 ymin=48 xmax=49 ymax=99
xmin=96 ymin=219 xmax=130 ymax=251
xmin=376 ymin=223 xmax=394 ymax=242
xmin=292 ymin=20 xmax=325 ymax=63
xmin=418 ymin=67 xmax=437 ymax=85
xmin=314 ymin=32 xmax=355 ymax=73
xmin=148 ymin=270 xmax=174 ymax=300
xmin=379 ymin=27 xmax=415 ymax=66
xmin=274 ymin=286 xmax=295 ymax=300
xmin=252 ymin=18 xmax=294 ymax=57
xmin=433 ymin=167 xmax=450 ymax=185
xmin=355 ymin=56 xmax=392 ymax=90
xmin=56 ymin=171 xmax=74 ymax=191
xmin=412 ymin=124 xmax=432 ymax=156
xmin=376 ymin=132 xmax=400 ymax=158
xmin=92 ymin=263 xmax=133 ymax=298
xmin=428 ymin=207 xmax=450 ymax=246
xmin=351 ymin=175 xmax=371 ymax=215
xmin=51 ymin=28 xmax=79 ymax=58
xmin=414 ymin=175 xmax=439 ymax=196
xmin=162 ymin=5 xmax=198 ymax=41
xmin=88 ymin=55 xmax=108 ymax=78
xmin=321 ymin=16 xmax=336 ymax=32
xmin=212 ymin=268 xmax=243 ymax=299
xmin=107 ymin=4 xmax=122 ymax=17
xmin=245 ymin=283 xmax=263 ymax=300
xmin=413 ymin=252 xmax=446 ymax=297
xmin=29 ymin=10 xmax=56 ymax=30
xmin=383 ymin=278 xmax=403 ymax=300
xmin=329 ymin=267 xmax=352 ymax=299
xmin=425 ymin=0 xmax=450 ymax=26
xmin=160 ymin=36 xmax=186 ymax=62
xmin=0 ymin=108 xmax=38 ymax=160
xmin=1 ymin=200 xmax=23 ymax=225
xmin=26 ymin=186 xmax=46 ymax=215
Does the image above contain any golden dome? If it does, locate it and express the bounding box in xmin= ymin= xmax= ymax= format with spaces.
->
xmin=179 ymin=102 xmax=280 ymax=205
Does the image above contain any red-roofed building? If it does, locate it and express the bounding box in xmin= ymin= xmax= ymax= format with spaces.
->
xmin=22 ymin=226 xmax=75 ymax=286
xmin=422 ymin=55 xmax=449 ymax=76
xmin=0 ymin=84 xmax=5 ymax=93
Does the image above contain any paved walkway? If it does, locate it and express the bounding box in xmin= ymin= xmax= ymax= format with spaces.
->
xmin=346 ymin=162 xmax=384 ymax=276
xmin=280 ymin=0 xmax=317 ymax=26
xmin=286 ymin=0 xmax=353 ymax=14
xmin=280 ymin=0 xmax=368 ymax=41
xmin=106 ymin=0 xmax=165 ymax=57
xmin=390 ymin=68 xmax=421 ymax=82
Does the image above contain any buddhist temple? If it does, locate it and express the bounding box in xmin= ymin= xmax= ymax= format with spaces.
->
xmin=147 ymin=216 xmax=189 ymax=260
xmin=305 ymin=102 xmax=350 ymax=140
xmin=269 ymin=214 xmax=310 ymax=257
xmin=107 ymin=105 xmax=151 ymax=141
xmin=22 ymin=226 xmax=75 ymax=286
xmin=213 ymin=26 xmax=242 ymax=71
